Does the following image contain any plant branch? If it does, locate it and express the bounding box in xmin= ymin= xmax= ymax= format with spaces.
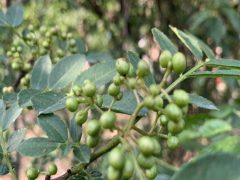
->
xmin=154 ymin=157 xmax=178 ymax=171
xmin=93 ymin=104 xmax=104 ymax=114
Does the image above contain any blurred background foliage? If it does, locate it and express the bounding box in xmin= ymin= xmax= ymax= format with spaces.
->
xmin=0 ymin=0 xmax=240 ymax=179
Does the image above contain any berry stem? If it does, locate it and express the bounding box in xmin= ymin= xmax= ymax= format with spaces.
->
xmin=93 ymin=104 xmax=104 ymax=114
xmin=149 ymin=114 xmax=160 ymax=134
xmin=133 ymin=89 xmax=141 ymax=104
xmin=130 ymin=151 xmax=145 ymax=180
xmin=159 ymin=66 xmax=171 ymax=88
xmin=0 ymin=130 xmax=18 ymax=180
xmin=108 ymin=98 xmax=116 ymax=111
xmin=154 ymin=158 xmax=178 ymax=172
xmin=160 ymin=88 xmax=172 ymax=103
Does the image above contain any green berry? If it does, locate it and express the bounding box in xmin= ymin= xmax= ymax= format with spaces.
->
xmin=65 ymin=98 xmax=79 ymax=112
xmin=13 ymin=52 xmax=20 ymax=58
xmin=2 ymin=87 xmax=8 ymax=94
xmin=17 ymin=46 xmax=23 ymax=53
xmin=83 ymin=79 xmax=92 ymax=86
xmin=107 ymin=166 xmax=121 ymax=180
xmin=57 ymin=49 xmax=64 ymax=58
xmin=69 ymin=38 xmax=76 ymax=47
xmin=73 ymin=85 xmax=82 ymax=96
xmin=113 ymin=75 xmax=121 ymax=86
xmin=20 ymin=78 xmax=28 ymax=86
xmin=153 ymin=95 xmax=164 ymax=111
xmin=26 ymin=34 xmax=32 ymax=41
xmin=23 ymin=63 xmax=32 ymax=72
xmin=109 ymin=148 xmax=125 ymax=169
xmin=25 ymin=74 xmax=31 ymax=81
xmin=116 ymin=91 xmax=123 ymax=101
xmin=168 ymin=119 xmax=185 ymax=135
xmin=83 ymin=82 xmax=97 ymax=97
xmin=86 ymin=135 xmax=100 ymax=148
xmin=28 ymin=24 xmax=35 ymax=32
xmin=181 ymin=105 xmax=188 ymax=115
xmin=75 ymin=110 xmax=88 ymax=125
xmin=152 ymin=138 xmax=161 ymax=156
xmin=45 ymin=31 xmax=51 ymax=38
xmin=149 ymin=84 xmax=160 ymax=96
xmin=100 ymin=111 xmax=116 ymax=129
xmin=42 ymin=41 xmax=49 ymax=48
xmin=127 ymin=64 xmax=135 ymax=78
xmin=86 ymin=120 xmax=101 ymax=136
xmin=108 ymin=83 xmax=120 ymax=97
xmin=40 ymin=48 xmax=48 ymax=55
xmin=8 ymin=86 xmax=14 ymax=93
xmin=27 ymin=168 xmax=38 ymax=180
xmin=137 ymin=153 xmax=154 ymax=169
xmin=11 ymin=46 xmax=17 ymax=52
xmin=173 ymin=90 xmax=189 ymax=107
xmin=95 ymin=95 xmax=103 ymax=107
xmin=167 ymin=136 xmax=180 ymax=150
xmin=172 ymin=52 xmax=186 ymax=75
xmin=145 ymin=164 xmax=158 ymax=180
xmin=7 ymin=51 xmax=13 ymax=57
xmin=122 ymin=159 xmax=134 ymax=179
xmin=13 ymin=41 xmax=19 ymax=47
xmin=138 ymin=136 xmax=155 ymax=156
xmin=159 ymin=50 xmax=172 ymax=68
xmin=165 ymin=103 xmax=182 ymax=122
xmin=32 ymin=49 xmax=38 ymax=55
xmin=12 ymin=62 xmax=20 ymax=71
xmin=48 ymin=163 xmax=57 ymax=175
xmin=160 ymin=115 xmax=168 ymax=126
xmin=143 ymin=95 xmax=154 ymax=109
xmin=116 ymin=58 xmax=130 ymax=75
xmin=137 ymin=60 xmax=150 ymax=77
xmin=67 ymin=33 xmax=73 ymax=39
xmin=128 ymin=78 xmax=137 ymax=89
xmin=53 ymin=57 xmax=60 ymax=64
xmin=40 ymin=26 xmax=47 ymax=34
xmin=51 ymin=27 xmax=58 ymax=35
xmin=70 ymin=47 xmax=77 ymax=54
xmin=61 ymin=32 xmax=67 ymax=40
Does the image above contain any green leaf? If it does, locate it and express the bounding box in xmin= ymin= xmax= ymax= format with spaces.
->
xmin=17 ymin=137 xmax=58 ymax=157
xmin=31 ymin=91 xmax=68 ymax=114
xmin=7 ymin=128 xmax=26 ymax=153
xmin=223 ymin=8 xmax=240 ymax=32
xmin=0 ymin=165 xmax=9 ymax=175
xmin=0 ymin=145 xmax=3 ymax=159
xmin=188 ymin=70 xmax=240 ymax=78
xmin=204 ymin=59 xmax=240 ymax=70
xmin=72 ymin=60 xmax=117 ymax=89
xmin=207 ymin=17 xmax=226 ymax=44
xmin=198 ymin=119 xmax=231 ymax=138
xmin=189 ymin=94 xmax=218 ymax=110
xmin=70 ymin=116 xmax=82 ymax=143
xmin=31 ymin=55 xmax=52 ymax=90
xmin=169 ymin=25 xmax=203 ymax=61
xmin=49 ymin=54 xmax=86 ymax=90
xmin=127 ymin=51 xmax=156 ymax=87
xmin=6 ymin=6 xmax=24 ymax=27
xmin=151 ymin=28 xmax=178 ymax=55
xmin=3 ymin=92 xmax=18 ymax=104
xmin=18 ymin=89 xmax=42 ymax=108
xmin=59 ymin=142 xmax=72 ymax=159
xmin=86 ymin=52 xmax=113 ymax=62
xmin=69 ymin=175 xmax=86 ymax=180
xmin=178 ymin=130 xmax=201 ymax=144
xmin=171 ymin=153 xmax=240 ymax=180
xmin=0 ymin=9 xmax=7 ymax=27
xmin=73 ymin=145 xmax=91 ymax=163
xmin=0 ymin=100 xmax=6 ymax=123
xmin=37 ymin=114 xmax=68 ymax=143
xmin=76 ymin=38 xmax=86 ymax=54
xmin=90 ymin=171 xmax=102 ymax=177
xmin=188 ymin=11 xmax=209 ymax=31
xmin=2 ymin=103 xmax=23 ymax=131
xmin=102 ymin=90 xmax=148 ymax=116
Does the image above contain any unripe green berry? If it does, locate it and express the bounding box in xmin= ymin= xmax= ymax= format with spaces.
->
xmin=122 ymin=159 xmax=134 ymax=179
xmin=159 ymin=50 xmax=172 ymax=68
xmin=20 ymin=78 xmax=28 ymax=86
xmin=40 ymin=26 xmax=47 ymax=34
xmin=28 ymin=24 xmax=35 ymax=32
xmin=45 ymin=31 xmax=51 ymax=38
xmin=8 ymin=86 xmax=14 ymax=93
xmin=17 ymin=46 xmax=23 ymax=53
xmin=2 ymin=87 xmax=8 ymax=94
xmin=100 ymin=111 xmax=116 ymax=129
xmin=173 ymin=89 xmax=189 ymax=107
xmin=13 ymin=58 xmax=21 ymax=64
xmin=83 ymin=82 xmax=97 ymax=97
xmin=13 ymin=41 xmax=19 ymax=47
xmin=152 ymin=138 xmax=161 ymax=156
xmin=83 ymin=79 xmax=92 ymax=86
xmin=69 ymin=38 xmax=76 ymax=47
xmin=11 ymin=47 xmax=17 ymax=52
xmin=168 ymin=119 xmax=185 ymax=135
xmin=27 ymin=168 xmax=38 ymax=180
xmin=86 ymin=135 xmax=100 ymax=148
xmin=72 ymin=85 xmax=82 ymax=96
xmin=23 ymin=63 xmax=32 ymax=72
xmin=137 ymin=153 xmax=154 ymax=169
xmin=160 ymin=115 xmax=168 ymax=126
xmin=75 ymin=110 xmax=88 ymax=125
xmin=143 ymin=95 xmax=154 ymax=109
xmin=48 ymin=163 xmax=57 ymax=175
xmin=149 ymin=84 xmax=160 ymax=96
xmin=26 ymin=34 xmax=32 ymax=41
xmin=108 ymin=83 xmax=120 ymax=97
xmin=137 ymin=60 xmax=150 ymax=77
xmin=57 ymin=49 xmax=64 ymax=58
xmin=153 ymin=95 xmax=164 ymax=111
xmin=116 ymin=91 xmax=123 ymax=101
xmin=43 ymin=41 xmax=49 ymax=48
xmin=113 ymin=75 xmax=121 ymax=86
xmin=167 ymin=136 xmax=180 ymax=150
xmin=109 ymin=148 xmax=125 ymax=169
xmin=25 ymin=74 xmax=31 ymax=81
xmin=86 ymin=120 xmax=101 ymax=136
xmin=13 ymin=52 xmax=20 ymax=58
xmin=51 ymin=27 xmax=58 ymax=35
xmin=138 ymin=136 xmax=155 ymax=156
xmin=53 ymin=57 xmax=60 ymax=64
xmin=65 ymin=98 xmax=79 ymax=112
xmin=67 ymin=33 xmax=73 ymax=39
xmin=70 ymin=47 xmax=77 ymax=54
xmin=128 ymin=78 xmax=137 ymax=89
xmin=95 ymin=94 xmax=103 ymax=107
xmin=107 ymin=166 xmax=121 ymax=180
xmin=172 ymin=52 xmax=186 ymax=75
xmin=116 ymin=58 xmax=130 ymax=75
xmin=12 ymin=62 xmax=20 ymax=71
xmin=127 ymin=64 xmax=135 ymax=78
xmin=181 ymin=105 xmax=188 ymax=115
xmin=145 ymin=164 xmax=158 ymax=180
xmin=61 ymin=32 xmax=67 ymax=40
xmin=7 ymin=51 xmax=13 ymax=57
xmin=165 ymin=103 xmax=182 ymax=122
xmin=40 ymin=48 xmax=48 ymax=55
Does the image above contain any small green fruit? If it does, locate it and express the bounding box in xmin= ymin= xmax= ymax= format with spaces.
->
xmin=12 ymin=62 xmax=20 ymax=71
xmin=149 ymin=84 xmax=160 ymax=96
xmin=113 ymin=75 xmax=121 ymax=86
xmin=86 ymin=135 xmax=100 ymax=148
xmin=160 ymin=115 xmax=168 ymax=126
xmin=128 ymin=78 xmax=137 ymax=89
xmin=181 ymin=105 xmax=188 ymax=115
xmin=72 ymin=85 xmax=82 ymax=96
xmin=159 ymin=50 xmax=172 ymax=68
xmin=95 ymin=94 xmax=103 ymax=107
xmin=83 ymin=82 xmax=97 ymax=97
xmin=2 ymin=87 xmax=8 ymax=94
xmin=153 ymin=95 xmax=163 ymax=111
xmin=107 ymin=166 xmax=121 ymax=180
xmin=127 ymin=64 xmax=135 ymax=78
xmin=25 ymin=74 xmax=31 ymax=81
xmin=23 ymin=63 xmax=32 ymax=72
xmin=145 ymin=164 xmax=158 ymax=180
xmin=143 ymin=95 xmax=154 ymax=109
xmin=137 ymin=153 xmax=154 ymax=169
xmin=11 ymin=47 xmax=17 ymax=52
xmin=7 ymin=51 xmax=13 ymax=57
xmin=165 ymin=103 xmax=182 ymax=122
xmin=116 ymin=58 xmax=130 ymax=75
xmin=40 ymin=48 xmax=48 ymax=55
xmin=65 ymin=98 xmax=79 ymax=112
xmin=57 ymin=49 xmax=64 ymax=58
xmin=48 ymin=163 xmax=57 ymax=175
xmin=8 ymin=86 xmax=14 ymax=93
xmin=86 ymin=120 xmax=101 ymax=136
xmin=69 ymin=38 xmax=76 ymax=47
xmin=173 ymin=89 xmax=189 ymax=107
xmin=138 ymin=136 xmax=155 ymax=156
xmin=168 ymin=119 xmax=185 ymax=135
xmin=70 ymin=47 xmax=77 ymax=54
xmin=116 ymin=91 xmax=123 ymax=101
xmin=20 ymin=78 xmax=28 ymax=86
xmin=100 ymin=111 xmax=116 ymax=129
xmin=26 ymin=34 xmax=32 ymax=41
xmin=167 ymin=136 xmax=180 ymax=150
xmin=83 ymin=79 xmax=92 ymax=86
xmin=27 ymin=168 xmax=38 ymax=180
xmin=152 ymin=138 xmax=161 ymax=156
xmin=40 ymin=26 xmax=47 ymax=34
xmin=51 ymin=27 xmax=58 ymax=35
xmin=28 ymin=24 xmax=35 ymax=32
xmin=108 ymin=83 xmax=120 ymax=97
xmin=75 ymin=110 xmax=88 ymax=125
xmin=67 ymin=33 xmax=73 ymax=39
xmin=17 ymin=46 xmax=23 ymax=53
xmin=137 ymin=60 xmax=150 ymax=77
xmin=53 ymin=57 xmax=60 ymax=64
xmin=13 ymin=41 xmax=19 ymax=47
xmin=109 ymin=148 xmax=125 ymax=169
xmin=42 ymin=41 xmax=49 ymax=48
xmin=123 ymin=159 xmax=134 ymax=178
xmin=172 ymin=52 xmax=186 ymax=75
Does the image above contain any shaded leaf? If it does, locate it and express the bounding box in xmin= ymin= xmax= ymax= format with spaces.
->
xmin=49 ymin=54 xmax=86 ymax=90
xmin=31 ymin=55 xmax=52 ymax=90
xmin=0 ymin=165 xmax=9 ymax=175
xmin=189 ymin=94 xmax=218 ymax=110
xmin=0 ymin=100 xmax=6 ymax=123
xmin=152 ymin=28 xmax=178 ymax=55
xmin=7 ymin=128 xmax=26 ymax=153
xmin=102 ymin=90 xmax=148 ymax=116
xmin=170 ymin=25 xmax=203 ymax=61
xmin=6 ymin=6 xmax=24 ymax=27
xmin=0 ymin=9 xmax=7 ymax=27
xmin=86 ymin=52 xmax=113 ymax=62
xmin=3 ymin=92 xmax=17 ymax=104
xmin=0 ymin=145 xmax=3 ymax=159
xmin=188 ymin=70 xmax=240 ymax=78
xmin=72 ymin=60 xmax=117 ymax=89
xmin=70 ymin=116 xmax=82 ymax=143
xmin=204 ymin=59 xmax=240 ymax=70
xmin=90 ymin=171 xmax=102 ymax=177
xmin=69 ymin=175 xmax=86 ymax=180
xmin=73 ymin=145 xmax=91 ymax=163
xmin=223 ymin=8 xmax=240 ymax=32
xmin=76 ymin=38 xmax=86 ymax=54
xmin=127 ymin=51 xmax=156 ymax=87
xmin=37 ymin=114 xmax=68 ymax=143
xmin=60 ymin=142 xmax=72 ymax=159
xmin=18 ymin=89 xmax=42 ymax=108
xmin=2 ymin=103 xmax=23 ymax=131
xmin=17 ymin=137 xmax=58 ymax=157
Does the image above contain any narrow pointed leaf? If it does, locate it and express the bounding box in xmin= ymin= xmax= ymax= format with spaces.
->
xmin=31 ymin=55 xmax=52 ymax=90
xmin=189 ymin=94 xmax=218 ymax=110
xmin=6 ymin=6 xmax=24 ymax=27
xmin=170 ymin=25 xmax=203 ymax=61
xmin=152 ymin=28 xmax=178 ymax=55
xmin=17 ymin=137 xmax=58 ymax=157
xmin=2 ymin=103 xmax=23 ymax=131
xmin=70 ymin=116 xmax=82 ymax=143
xmin=102 ymin=90 xmax=148 ymax=116
xmin=7 ymin=128 xmax=26 ymax=153
xmin=49 ymin=54 xmax=86 ymax=90
xmin=73 ymin=145 xmax=91 ymax=163
xmin=72 ymin=60 xmax=117 ymax=89
xmin=37 ymin=114 xmax=68 ymax=143
xmin=127 ymin=51 xmax=156 ymax=87
xmin=76 ymin=38 xmax=86 ymax=54
xmin=204 ymin=59 xmax=240 ymax=70
xmin=18 ymin=89 xmax=42 ymax=108
xmin=188 ymin=70 xmax=240 ymax=78
xmin=3 ymin=92 xmax=18 ymax=104
xmin=0 ymin=100 xmax=6 ymax=125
